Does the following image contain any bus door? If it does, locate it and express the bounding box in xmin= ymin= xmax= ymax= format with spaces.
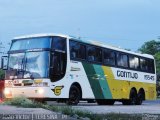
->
xmin=50 ymin=36 xmax=67 ymax=82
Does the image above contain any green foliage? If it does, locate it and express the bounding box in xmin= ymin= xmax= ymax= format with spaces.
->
xmin=138 ymin=40 xmax=160 ymax=55
xmin=0 ymin=69 xmax=4 ymax=79
xmin=155 ymin=52 xmax=160 ymax=76
xmin=4 ymin=96 xmax=37 ymax=108
xmin=2 ymin=97 xmax=144 ymax=120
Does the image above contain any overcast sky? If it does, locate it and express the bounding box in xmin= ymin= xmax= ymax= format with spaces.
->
xmin=0 ymin=0 xmax=160 ymax=53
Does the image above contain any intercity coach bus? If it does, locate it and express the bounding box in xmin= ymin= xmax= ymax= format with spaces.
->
xmin=2 ymin=33 xmax=156 ymax=105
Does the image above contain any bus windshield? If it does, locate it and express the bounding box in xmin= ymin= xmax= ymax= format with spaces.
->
xmin=8 ymin=53 xmax=25 ymax=70
xmin=8 ymin=51 xmax=49 ymax=79
xmin=24 ymin=51 xmax=49 ymax=78
xmin=10 ymin=37 xmax=51 ymax=50
xmin=7 ymin=36 xmax=67 ymax=80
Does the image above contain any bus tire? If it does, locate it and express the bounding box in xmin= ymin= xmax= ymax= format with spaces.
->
xmin=122 ymin=100 xmax=130 ymax=105
xmin=122 ymin=89 xmax=137 ymax=105
xmin=67 ymin=85 xmax=80 ymax=105
xmin=96 ymin=100 xmax=104 ymax=105
xmin=136 ymin=90 xmax=144 ymax=105
xmin=87 ymin=99 xmax=95 ymax=103
xmin=104 ymin=100 xmax=115 ymax=105
xmin=97 ymin=100 xmax=115 ymax=105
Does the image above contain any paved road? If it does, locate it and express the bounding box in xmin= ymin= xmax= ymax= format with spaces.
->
xmin=48 ymin=100 xmax=160 ymax=114
xmin=0 ymin=105 xmax=70 ymax=120
xmin=0 ymin=100 xmax=159 ymax=120
xmin=73 ymin=100 xmax=160 ymax=114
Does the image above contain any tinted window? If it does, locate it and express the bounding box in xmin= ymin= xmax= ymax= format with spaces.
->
xmin=11 ymin=37 xmax=51 ymax=50
xmin=87 ymin=46 xmax=102 ymax=62
xmin=148 ymin=59 xmax=155 ymax=73
xmin=103 ymin=49 xmax=115 ymax=66
xmin=140 ymin=58 xmax=155 ymax=73
xmin=129 ymin=56 xmax=139 ymax=69
xmin=117 ymin=53 xmax=128 ymax=67
xmin=79 ymin=45 xmax=86 ymax=59
xmin=52 ymin=36 xmax=66 ymax=51
xmin=70 ymin=41 xmax=86 ymax=60
xmin=140 ymin=58 xmax=148 ymax=71
xmin=50 ymin=52 xmax=67 ymax=82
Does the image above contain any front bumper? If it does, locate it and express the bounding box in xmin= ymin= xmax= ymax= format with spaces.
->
xmin=4 ymin=87 xmax=55 ymax=99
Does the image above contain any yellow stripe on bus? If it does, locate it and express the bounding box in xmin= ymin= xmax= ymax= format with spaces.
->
xmin=102 ymin=66 xmax=156 ymax=100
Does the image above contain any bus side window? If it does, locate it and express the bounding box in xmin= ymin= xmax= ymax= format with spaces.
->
xmin=103 ymin=49 xmax=115 ymax=66
xmin=117 ymin=52 xmax=128 ymax=68
xmin=69 ymin=40 xmax=86 ymax=60
xmin=87 ymin=46 xmax=95 ymax=62
xmin=87 ymin=46 xmax=102 ymax=63
xmin=140 ymin=58 xmax=148 ymax=71
xmin=70 ymin=41 xmax=79 ymax=59
xmin=129 ymin=55 xmax=139 ymax=70
xmin=52 ymin=36 xmax=66 ymax=51
xmin=95 ymin=48 xmax=102 ymax=62
xmin=148 ymin=59 xmax=155 ymax=73
xmin=140 ymin=58 xmax=155 ymax=73
xmin=78 ymin=44 xmax=86 ymax=59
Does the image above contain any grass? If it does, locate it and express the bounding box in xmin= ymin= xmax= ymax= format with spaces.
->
xmin=1 ymin=96 xmax=156 ymax=120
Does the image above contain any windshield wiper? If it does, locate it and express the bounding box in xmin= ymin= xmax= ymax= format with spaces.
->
xmin=23 ymin=70 xmax=35 ymax=80
xmin=30 ymin=74 xmax=34 ymax=80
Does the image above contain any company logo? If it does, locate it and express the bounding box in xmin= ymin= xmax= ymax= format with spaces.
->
xmin=117 ymin=70 xmax=138 ymax=79
xmin=52 ymin=86 xmax=64 ymax=96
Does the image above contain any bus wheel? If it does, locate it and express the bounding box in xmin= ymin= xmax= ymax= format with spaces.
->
xmin=104 ymin=100 xmax=115 ymax=105
xmin=87 ymin=99 xmax=95 ymax=103
xmin=67 ymin=85 xmax=80 ymax=105
xmin=136 ymin=91 xmax=144 ymax=105
xmin=96 ymin=100 xmax=104 ymax=105
xmin=122 ymin=89 xmax=137 ymax=105
xmin=130 ymin=89 xmax=138 ymax=105
xmin=97 ymin=100 xmax=115 ymax=105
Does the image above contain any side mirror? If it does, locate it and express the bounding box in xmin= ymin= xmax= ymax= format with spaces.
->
xmin=1 ymin=56 xmax=8 ymax=70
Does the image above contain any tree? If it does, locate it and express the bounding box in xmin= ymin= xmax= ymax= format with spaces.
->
xmin=155 ymin=52 xmax=160 ymax=74
xmin=138 ymin=40 xmax=160 ymax=55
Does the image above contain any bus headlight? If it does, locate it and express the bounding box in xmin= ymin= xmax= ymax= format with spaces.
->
xmin=38 ymin=89 xmax=44 ymax=94
xmin=4 ymin=89 xmax=12 ymax=97
xmin=4 ymin=89 xmax=10 ymax=95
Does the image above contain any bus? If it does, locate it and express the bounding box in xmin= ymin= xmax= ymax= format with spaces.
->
xmin=2 ymin=33 xmax=156 ymax=105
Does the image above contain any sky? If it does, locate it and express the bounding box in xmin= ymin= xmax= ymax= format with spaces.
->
xmin=0 ymin=0 xmax=160 ymax=54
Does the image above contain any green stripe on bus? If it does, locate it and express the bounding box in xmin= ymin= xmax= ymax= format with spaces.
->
xmin=93 ymin=65 xmax=112 ymax=99
xmin=82 ymin=62 xmax=104 ymax=99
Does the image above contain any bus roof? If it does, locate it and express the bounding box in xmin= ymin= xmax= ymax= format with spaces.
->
xmin=83 ymin=40 xmax=154 ymax=59
xmin=13 ymin=33 xmax=71 ymax=40
xmin=13 ymin=33 xmax=154 ymax=59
